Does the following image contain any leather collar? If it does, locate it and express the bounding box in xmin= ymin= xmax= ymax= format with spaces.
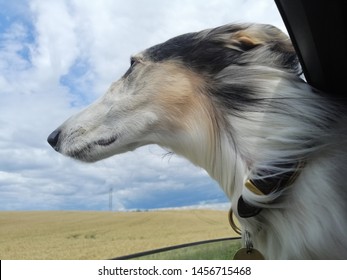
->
xmin=237 ymin=162 xmax=304 ymax=218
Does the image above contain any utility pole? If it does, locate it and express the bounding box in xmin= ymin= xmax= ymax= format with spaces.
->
xmin=109 ymin=187 xmax=113 ymax=211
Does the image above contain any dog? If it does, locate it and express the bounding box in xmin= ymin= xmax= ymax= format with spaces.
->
xmin=48 ymin=23 xmax=347 ymax=259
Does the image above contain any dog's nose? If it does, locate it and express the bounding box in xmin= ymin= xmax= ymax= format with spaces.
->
xmin=47 ymin=129 xmax=61 ymax=149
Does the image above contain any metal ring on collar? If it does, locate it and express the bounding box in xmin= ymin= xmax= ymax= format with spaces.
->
xmin=228 ymin=208 xmax=242 ymax=235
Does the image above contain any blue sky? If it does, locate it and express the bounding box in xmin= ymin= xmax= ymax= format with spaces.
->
xmin=0 ymin=0 xmax=285 ymax=211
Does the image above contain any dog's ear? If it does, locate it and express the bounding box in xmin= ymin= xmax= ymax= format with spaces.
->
xmin=232 ymin=35 xmax=263 ymax=51
xmin=231 ymin=24 xmax=294 ymax=52
xmin=230 ymin=24 xmax=300 ymax=74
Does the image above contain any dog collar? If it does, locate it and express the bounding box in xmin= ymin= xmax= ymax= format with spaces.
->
xmin=237 ymin=162 xmax=304 ymax=218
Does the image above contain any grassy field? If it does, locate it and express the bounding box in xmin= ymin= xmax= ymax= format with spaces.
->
xmin=133 ymin=239 xmax=241 ymax=260
xmin=0 ymin=210 xmax=239 ymax=260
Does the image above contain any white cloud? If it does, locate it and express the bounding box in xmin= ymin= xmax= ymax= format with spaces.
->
xmin=30 ymin=0 xmax=78 ymax=77
xmin=0 ymin=0 xmax=285 ymax=210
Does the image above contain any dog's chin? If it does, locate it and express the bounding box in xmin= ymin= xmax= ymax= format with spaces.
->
xmin=62 ymin=141 xmax=141 ymax=163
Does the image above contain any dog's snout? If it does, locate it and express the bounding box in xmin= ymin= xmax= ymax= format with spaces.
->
xmin=47 ymin=129 xmax=61 ymax=149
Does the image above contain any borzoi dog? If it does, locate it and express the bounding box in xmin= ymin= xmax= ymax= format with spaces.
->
xmin=48 ymin=23 xmax=347 ymax=259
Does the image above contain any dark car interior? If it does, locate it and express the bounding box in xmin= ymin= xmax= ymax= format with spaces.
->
xmin=275 ymin=0 xmax=346 ymax=98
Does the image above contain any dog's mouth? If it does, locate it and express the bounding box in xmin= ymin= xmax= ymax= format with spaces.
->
xmin=64 ymin=134 xmax=119 ymax=162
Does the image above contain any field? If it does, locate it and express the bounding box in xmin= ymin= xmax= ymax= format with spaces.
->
xmin=133 ymin=239 xmax=241 ymax=260
xmin=0 ymin=210 xmax=240 ymax=260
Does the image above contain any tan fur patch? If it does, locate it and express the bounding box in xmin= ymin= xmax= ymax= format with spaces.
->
xmin=149 ymin=61 xmax=216 ymax=134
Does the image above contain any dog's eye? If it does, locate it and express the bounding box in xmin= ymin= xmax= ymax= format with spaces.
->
xmin=130 ymin=57 xmax=138 ymax=67
xmin=123 ymin=57 xmax=140 ymax=78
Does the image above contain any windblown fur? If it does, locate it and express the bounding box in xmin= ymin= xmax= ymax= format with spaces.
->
xmin=48 ymin=23 xmax=347 ymax=259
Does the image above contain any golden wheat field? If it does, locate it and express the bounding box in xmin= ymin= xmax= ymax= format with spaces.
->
xmin=0 ymin=210 xmax=238 ymax=260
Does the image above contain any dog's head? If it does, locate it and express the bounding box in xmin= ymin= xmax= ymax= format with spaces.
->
xmin=48 ymin=23 xmax=298 ymax=163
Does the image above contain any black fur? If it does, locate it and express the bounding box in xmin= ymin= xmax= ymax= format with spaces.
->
xmin=145 ymin=32 xmax=243 ymax=74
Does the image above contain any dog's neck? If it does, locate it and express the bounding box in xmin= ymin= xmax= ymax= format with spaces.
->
xmin=165 ymin=122 xmax=248 ymax=201
xmin=205 ymin=132 xmax=247 ymax=200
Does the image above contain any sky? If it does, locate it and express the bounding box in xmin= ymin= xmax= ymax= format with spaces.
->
xmin=0 ymin=0 xmax=286 ymax=211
